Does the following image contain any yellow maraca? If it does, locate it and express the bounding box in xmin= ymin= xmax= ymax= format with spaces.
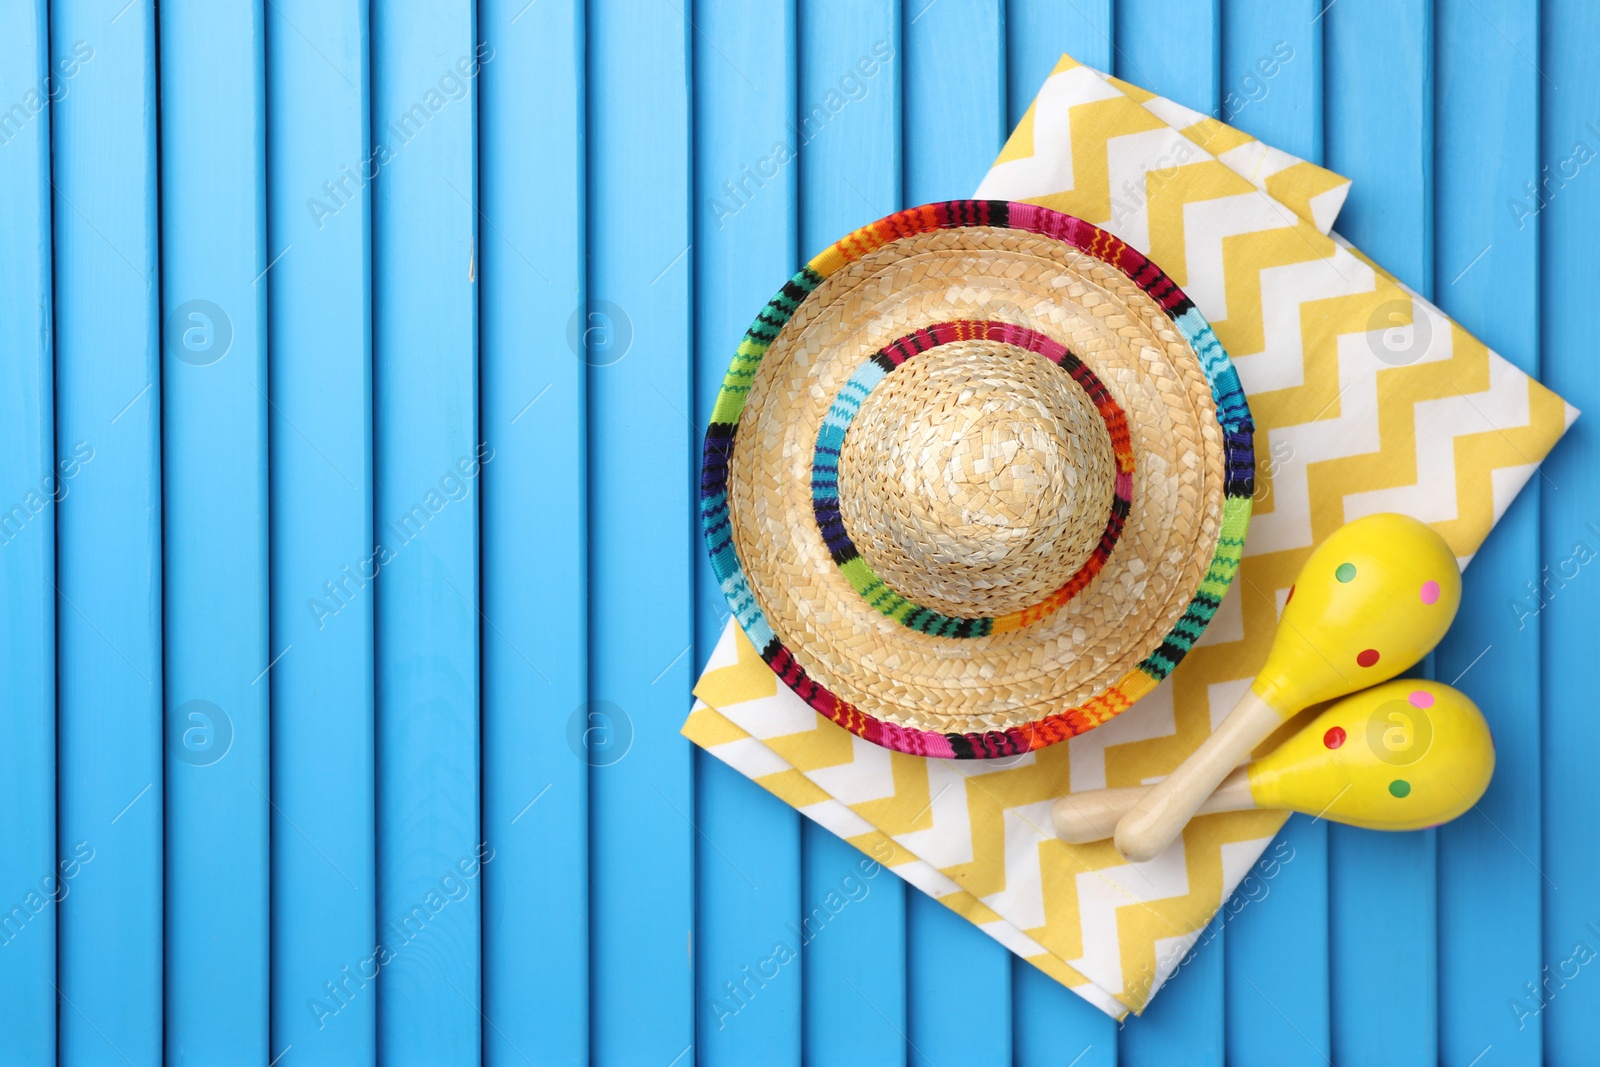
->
xmin=1054 ymin=680 xmax=1494 ymax=843
xmin=1113 ymin=513 xmax=1462 ymax=862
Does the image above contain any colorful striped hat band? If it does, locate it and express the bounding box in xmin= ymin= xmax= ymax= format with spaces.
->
xmin=810 ymin=320 xmax=1135 ymax=639
xmin=702 ymin=201 xmax=1254 ymax=759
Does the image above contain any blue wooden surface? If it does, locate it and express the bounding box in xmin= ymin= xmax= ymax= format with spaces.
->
xmin=3 ymin=3 xmax=1597 ymax=1065
xmin=1434 ymin=6 xmax=1546 ymax=1067
xmin=692 ymin=2 xmax=803 ymax=1065
xmin=159 ymin=2 xmax=272 ymax=1060
xmin=1540 ymin=5 xmax=1600 ymax=1061
xmin=266 ymin=1 xmax=376 ymax=1063
xmin=587 ymin=1 xmax=697 ymax=1064
xmin=0 ymin=3 xmax=57 ymax=1061
xmin=479 ymin=1 xmax=590 ymax=1065
xmin=371 ymin=3 xmax=484 ymax=1062
xmin=47 ymin=2 xmax=166 ymax=1063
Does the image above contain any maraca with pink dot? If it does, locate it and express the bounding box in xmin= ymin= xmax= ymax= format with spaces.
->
xmin=1114 ymin=513 xmax=1464 ymax=862
xmin=1056 ymin=680 xmax=1494 ymax=844
xmin=1253 ymin=514 xmax=1462 ymax=712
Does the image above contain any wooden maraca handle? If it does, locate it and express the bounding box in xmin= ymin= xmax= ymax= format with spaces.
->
xmin=1113 ymin=689 xmax=1282 ymax=862
xmin=1053 ymin=766 xmax=1255 ymax=844
xmin=1110 ymin=514 xmax=1462 ymax=861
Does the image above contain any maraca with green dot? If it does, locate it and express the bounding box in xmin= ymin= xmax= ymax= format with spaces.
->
xmin=1113 ymin=513 xmax=1462 ymax=862
xmin=1054 ymin=679 xmax=1494 ymax=843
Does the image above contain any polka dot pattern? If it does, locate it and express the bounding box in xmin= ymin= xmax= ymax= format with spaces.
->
xmin=1389 ymin=779 xmax=1411 ymax=798
xmin=1420 ymin=579 xmax=1441 ymax=605
xmin=1323 ymin=726 xmax=1346 ymax=749
xmin=1335 ymin=562 xmax=1357 ymax=583
xmin=1357 ymin=648 xmax=1381 ymax=668
xmin=1409 ymin=689 xmax=1434 ymax=709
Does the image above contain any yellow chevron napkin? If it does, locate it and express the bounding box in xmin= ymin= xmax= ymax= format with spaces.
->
xmin=683 ymin=54 xmax=1577 ymax=1018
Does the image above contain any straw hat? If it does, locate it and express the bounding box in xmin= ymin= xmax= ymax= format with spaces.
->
xmin=702 ymin=201 xmax=1253 ymax=759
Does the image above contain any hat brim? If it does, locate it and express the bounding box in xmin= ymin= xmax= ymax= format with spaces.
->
xmin=702 ymin=201 xmax=1253 ymax=759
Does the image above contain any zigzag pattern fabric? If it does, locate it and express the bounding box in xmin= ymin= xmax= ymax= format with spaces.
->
xmin=683 ymin=55 xmax=1576 ymax=1017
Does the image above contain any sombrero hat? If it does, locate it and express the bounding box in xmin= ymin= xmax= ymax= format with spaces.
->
xmin=702 ymin=200 xmax=1253 ymax=759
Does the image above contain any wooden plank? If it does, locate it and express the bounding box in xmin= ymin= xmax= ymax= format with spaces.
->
xmin=1216 ymin=3 xmax=1332 ymax=1063
xmin=1223 ymin=817 xmax=1330 ymax=1066
xmin=1537 ymin=4 xmax=1600 ymax=1058
xmin=477 ymin=1 xmax=589 ymax=1064
xmin=904 ymin=0 xmax=1005 ymax=204
xmin=1126 ymin=916 xmax=1225 ymax=1062
xmin=50 ymin=2 xmax=165 ymax=1061
xmin=1007 ymin=0 xmax=1113 ymax=127
xmin=1003 ymin=8 xmax=1120 ymax=1060
xmin=900 ymin=2 xmax=1013 ymax=1064
xmin=1111 ymin=3 xmax=1225 ymax=1062
xmin=158 ymin=2 xmax=271 ymax=1058
xmin=692 ymin=1 xmax=804 ymax=1063
xmin=1324 ymin=0 xmax=1433 ymax=293
xmin=585 ymin=0 xmax=696 ymax=1061
xmin=794 ymin=3 xmax=908 ymax=1063
xmin=1113 ymin=0 xmax=1220 ymax=114
xmin=0 ymin=2 xmax=55 ymax=1061
xmin=1014 ymin=967 xmax=1119 ymax=1067
xmin=264 ymin=1 xmax=375 ymax=1063
xmin=1432 ymin=1 xmax=1543 ymax=1063
xmin=907 ymin=899 xmax=1013 ymax=1067
xmin=1219 ymin=0 xmax=1321 ymax=153
xmin=370 ymin=3 xmax=483 ymax=1062
xmin=1322 ymin=2 xmax=1438 ymax=1063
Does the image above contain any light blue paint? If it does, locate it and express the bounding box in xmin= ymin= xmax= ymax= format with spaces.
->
xmin=1014 ymin=961 xmax=1119 ymax=1067
xmin=586 ymin=0 xmax=697 ymax=1064
xmin=1538 ymin=4 xmax=1600 ymax=1061
xmin=1007 ymin=0 xmax=1113 ymax=129
xmin=0 ymin=3 xmax=56 ymax=1061
xmin=159 ymin=3 xmax=272 ymax=1058
xmin=905 ymin=0 xmax=1007 ymax=207
xmin=1434 ymin=1 xmax=1544 ymax=1064
xmin=693 ymin=1 xmax=804 ymax=1064
xmin=51 ymin=1 xmax=165 ymax=1062
xmin=478 ymin=1 xmax=589 ymax=1065
xmin=1125 ymin=913 xmax=1227 ymax=1066
xmin=371 ymin=3 xmax=483 ymax=1062
xmin=1226 ymin=819 xmax=1330 ymax=1067
xmin=266 ymin=1 xmax=375 ymax=1063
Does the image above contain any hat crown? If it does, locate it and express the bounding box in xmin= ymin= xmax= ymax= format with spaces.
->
xmin=838 ymin=342 xmax=1117 ymax=619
